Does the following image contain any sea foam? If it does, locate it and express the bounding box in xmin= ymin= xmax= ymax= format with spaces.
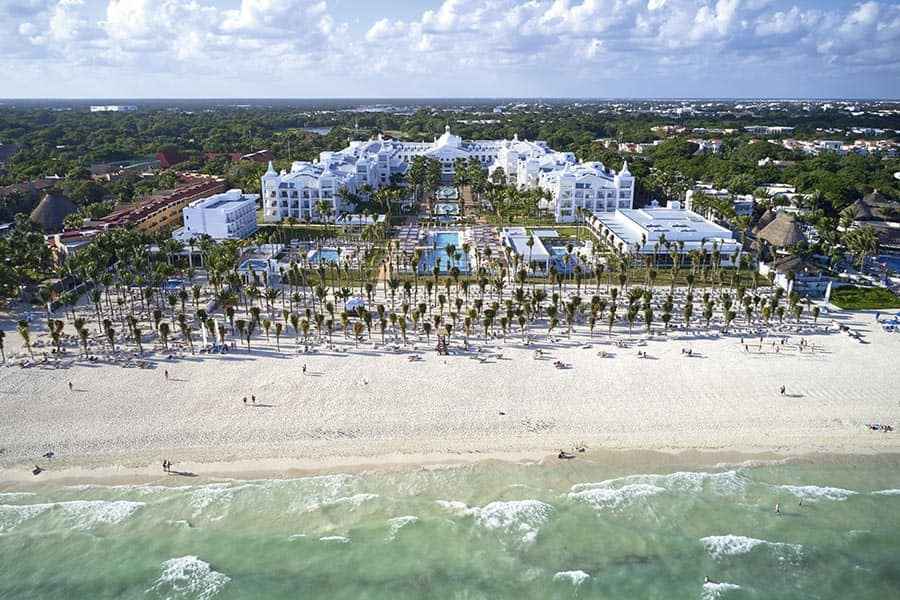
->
xmin=146 ymin=556 xmax=230 ymax=600
xmin=553 ymin=570 xmax=590 ymax=586
xmin=571 ymin=470 xmax=748 ymax=497
xmin=775 ymin=485 xmax=857 ymax=501
xmin=567 ymin=483 xmax=664 ymax=510
xmin=872 ymin=489 xmax=900 ymax=496
xmin=386 ymin=516 xmax=418 ymax=541
xmin=700 ymin=535 xmax=802 ymax=560
xmin=701 ymin=581 xmax=741 ymax=599
xmin=322 ymin=493 xmax=380 ymax=510
xmin=0 ymin=503 xmax=52 ymax=532
xmin=436 ymin=499 xmax=553 ymax=544
xmin=1 ymin=500 xmax=143 ymax=532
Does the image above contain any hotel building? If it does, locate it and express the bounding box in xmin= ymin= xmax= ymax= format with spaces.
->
xmin=174 ymin=189 xmax=259 ymax=242
xmin=589 ymin=201 xmax=742 ymax=265
xmin=261 ymin=127 xmax=634 ymax=224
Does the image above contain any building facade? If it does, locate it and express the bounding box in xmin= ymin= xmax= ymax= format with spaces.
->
xmin=261 ymin=126 xmax=634 ymax=224
xmin=589 ymin=201 xmax=742 ymax=265
xmin=685 ymin=183 xmax=754 ymax=219
xmin=175 ymin=189 xmax=258 ymax=241
xmin=84 ymin=174 xmax=226 ymax=233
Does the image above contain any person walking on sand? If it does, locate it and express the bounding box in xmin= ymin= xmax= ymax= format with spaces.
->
xmin=164 ymin=369 xmax=169 ymax=380
xmin=162 ymin=460 xmax=168 ymax=473
xmin=251 ymin=395 xmax=256 ymax=404
xmin=780 ymin=385 xmax=786 ymax=396
xmin=303 ymin=364 xmax=307 ymax=375
xmin=243 ymin=396 xmax=247 ymax=405
xmin=68 ymin=381 xmax=73 ymax=391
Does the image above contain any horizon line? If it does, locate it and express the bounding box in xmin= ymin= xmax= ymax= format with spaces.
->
xmin=2 ymin=96 xmax=900 ymax=102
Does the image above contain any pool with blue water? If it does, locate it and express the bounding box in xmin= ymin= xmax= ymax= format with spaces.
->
xmin=308 ymin=248 xmax=342 ymax=265
xmin=418 ymin=231 xmax=470 ymax=274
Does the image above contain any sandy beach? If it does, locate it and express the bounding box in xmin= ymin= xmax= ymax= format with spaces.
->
xmin=2 ymin=298 xmax=898 ymax=485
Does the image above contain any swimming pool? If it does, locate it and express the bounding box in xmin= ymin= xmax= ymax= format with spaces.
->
xmin=238 ymin=259 xmax=272 ymax=272
xmin=875 ymin=255 xmax=900 ymax=273
xmin=549 ymin=245 xmax=577 ymax=274
xmin=436 ymin=186 xmax=458 ymax=200
xmin=162 ymin=278 xmax=184 ymax=291
xmin=308 ymin=248 xmax=342 ymax=265
xmin=418 ymin=231 xmax=470 ymax=274
xmin=434 ymin=202 xmax=460 ymax=215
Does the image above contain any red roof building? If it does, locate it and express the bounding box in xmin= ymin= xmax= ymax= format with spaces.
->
xmin=84 ymin=173 xmax=226 ymax=233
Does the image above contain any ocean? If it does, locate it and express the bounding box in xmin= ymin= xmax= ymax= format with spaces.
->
xmin=1 ymin=457 xmax=899 ymax=599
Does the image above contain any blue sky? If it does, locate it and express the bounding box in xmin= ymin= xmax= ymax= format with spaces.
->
xmin=1 ymin=1 xmax=898 ymax=99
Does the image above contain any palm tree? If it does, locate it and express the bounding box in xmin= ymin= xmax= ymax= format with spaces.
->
xmin=17 ymin=320 xmax=33 ymax=360
xmin=178 ymin=315 xmax=193 ymax=352
xmin=104 ymin=322 xmax=116 ymax=352
xmin=158 ymin=322 xmax=171 ymax=350
xmin=235 ymin=319 xmax=247 ymax=350
xmin=626 ymin=306 xmax=638 ymax=336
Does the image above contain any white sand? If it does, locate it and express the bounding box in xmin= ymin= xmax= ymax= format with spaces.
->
xmin=1 ymin=302 xmax=898 ymax=482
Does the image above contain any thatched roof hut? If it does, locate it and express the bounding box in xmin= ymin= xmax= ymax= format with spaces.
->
xmin=752 ymin=208 xmax=777 ymax=234
xmin=846 ymin=191 xmax=898 ymax=222
xmin=757 ymin=212 xmax=805 ymax=248
xmin=29 ymin=193 xmax=77 ymax=232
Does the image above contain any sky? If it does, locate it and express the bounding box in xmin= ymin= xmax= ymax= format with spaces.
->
xmin=0 ymin=0 xmax=898 ymax=99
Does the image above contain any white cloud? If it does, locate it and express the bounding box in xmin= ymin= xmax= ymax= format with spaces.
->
xmin=0 ymin=0 xmax=898 ymax=98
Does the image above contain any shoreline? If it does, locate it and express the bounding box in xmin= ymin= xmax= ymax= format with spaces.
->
xmin=3 ymin=302 xmax=898 ymax=489
xmin=5 ymin=445 xmax=900 ymax=488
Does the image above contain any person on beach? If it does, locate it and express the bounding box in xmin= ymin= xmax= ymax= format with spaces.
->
xmin=68 ymin=381 xmax=73 ymax=391
xmin=775 ymin=503 xmax=781 ymax=515
xmin=243 ymin=396 xmax=247 ymax=405
xmin=162 ymin=460 xmax=168 ymax=473
xmin=252 ymin=395 xmax=256 ymax=404
xmin=302 ymin=364 xmax=307 ymax=374
xmin=164 ymin=369 xmax=169 ymax=380
xmin=780 ymin=385 xmax=786 ymax=396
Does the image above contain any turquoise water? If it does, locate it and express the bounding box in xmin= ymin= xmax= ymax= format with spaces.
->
xmin=237 ymin=259 xmax=270 ymax=272
xmin=2 ymin=458 xmax=899 ymax=599
xmin=419 ymin=231 xmax=470 ymax=274
xmin=549 ymin=246 xmax=577 ymax=274
xmin=308 ymin=249 xmax=341 ymax=265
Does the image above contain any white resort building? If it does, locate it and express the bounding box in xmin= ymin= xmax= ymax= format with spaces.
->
xmin=173 ymin=189 xmax=258 ymax=242
xmin=589 ymin=201 xmax=742 ymax=265
xmin=261 ymin=126 xmax=634 ymax=224
xmin=685 ymin=183 xmax=755 ymax=219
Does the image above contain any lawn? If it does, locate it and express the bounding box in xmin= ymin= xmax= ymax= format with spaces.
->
xmin=830 ymin=285 xmax=900 ymax=310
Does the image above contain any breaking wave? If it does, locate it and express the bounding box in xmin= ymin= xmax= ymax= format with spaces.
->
xmin=146 ymin=556 xmax=230 ymax=600
xmin=775 ymin=485 xmax=857 ymax=501
xmin=553 ymin=570 xmax=590 ymax=586
xmin=436 ymin=499 xmax=553 ymax=544
xmin=387 ymin=515 xmax=418 ymax=541
xmin=701 ymin=581 xmax=741 ymax=599
xmin=700 ymin=535 xmax=803 ymax=560
xmin=571 ymin=470 xmax=748 ymax=497
xmin=567 ymin=483 xmax=665 ymax=510
xmin=0 ymin=500 xmax=143 ymax=532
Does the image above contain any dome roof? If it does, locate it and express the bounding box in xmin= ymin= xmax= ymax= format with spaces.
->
xmin=434 ymin=125 xmax=462 ymax=148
